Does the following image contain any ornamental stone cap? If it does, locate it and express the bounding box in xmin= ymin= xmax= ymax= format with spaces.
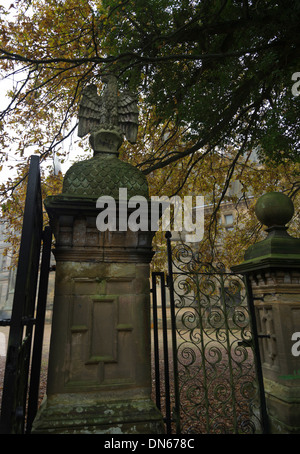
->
xmin=232 ymin=191 xmax=300 ymax=274
xmin=255 ymin=191 xmax=294 ymax=228
xmin=62 ymin=76 xmax=146 ymax=199
xmin=62 ymin=152 xmax=149 ymax=199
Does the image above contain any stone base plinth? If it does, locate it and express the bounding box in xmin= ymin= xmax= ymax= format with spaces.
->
xmin=263 ymin=378 xmax=300 ymax=434
xmin=32 ymin=394 xmax=164 ymax=434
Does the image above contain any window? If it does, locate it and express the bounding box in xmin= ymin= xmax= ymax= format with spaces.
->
xmin=224 ymin=214 xmax=233 ymax=225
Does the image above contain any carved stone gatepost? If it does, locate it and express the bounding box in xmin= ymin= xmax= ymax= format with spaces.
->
xmin=32 ymin=123 xmax=164 ymax=431
xmin=232 ymin=192 xmax=300 ymax=434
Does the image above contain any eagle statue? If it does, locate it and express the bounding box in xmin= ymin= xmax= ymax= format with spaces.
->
xmin=78 ymin=75 xmax=139 ymax=144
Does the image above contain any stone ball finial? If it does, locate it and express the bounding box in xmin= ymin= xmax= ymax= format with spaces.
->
xmin=255 ymin=191 xmax=294 ymax=228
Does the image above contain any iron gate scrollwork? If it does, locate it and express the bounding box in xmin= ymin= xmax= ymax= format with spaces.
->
xmin=152 ymin=232 xmax=268 ymax=434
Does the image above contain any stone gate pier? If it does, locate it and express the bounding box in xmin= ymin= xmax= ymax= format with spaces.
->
xmin=32 ymin=127 xmax=164 ymax=433
xmin=233 ymin=191 xmax=300 ymax=434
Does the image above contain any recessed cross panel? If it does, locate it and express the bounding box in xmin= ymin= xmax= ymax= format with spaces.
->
xmin=66 ymin=278 xmax=135 ymax=389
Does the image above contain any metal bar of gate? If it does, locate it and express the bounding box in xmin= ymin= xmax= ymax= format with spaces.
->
xmin=26 ymin=226 xmax=52 ymax=434
xmin=151 ymin=272 xmax=172 ymax=433
xmin=166 ymin=231 xmax=181 ymax=434
xmin=0 ymin=155 xmax=42 ymax=434
xmin=151 ymin=273 xmax=161 ymax=411
xmin=160 ymin=272 xmax=172 ymax=433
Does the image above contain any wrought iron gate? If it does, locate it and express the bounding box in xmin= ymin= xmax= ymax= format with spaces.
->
xmin=0 ymin=155 xmax=52 ymax=434
xmin=151 ymin=232 xmax=269 ymax=434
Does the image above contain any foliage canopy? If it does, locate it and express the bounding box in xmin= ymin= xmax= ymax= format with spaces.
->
xmin=0 ymin=0 xmax=299 ymax=264
xmin=0 ymin=1 xmax=299 ymax=172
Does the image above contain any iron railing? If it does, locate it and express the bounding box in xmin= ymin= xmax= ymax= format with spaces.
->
xmin=0 ymin=156 xmax=52 ymax=434
xmin=151 ymin=231 xmax=269 ymax=434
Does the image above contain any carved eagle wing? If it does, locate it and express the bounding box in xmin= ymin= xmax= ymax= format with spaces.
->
xmin=77 ymin=84 xmax=103 ymax=138
xmin=118 ymin=90 xmax=139 ymax=144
